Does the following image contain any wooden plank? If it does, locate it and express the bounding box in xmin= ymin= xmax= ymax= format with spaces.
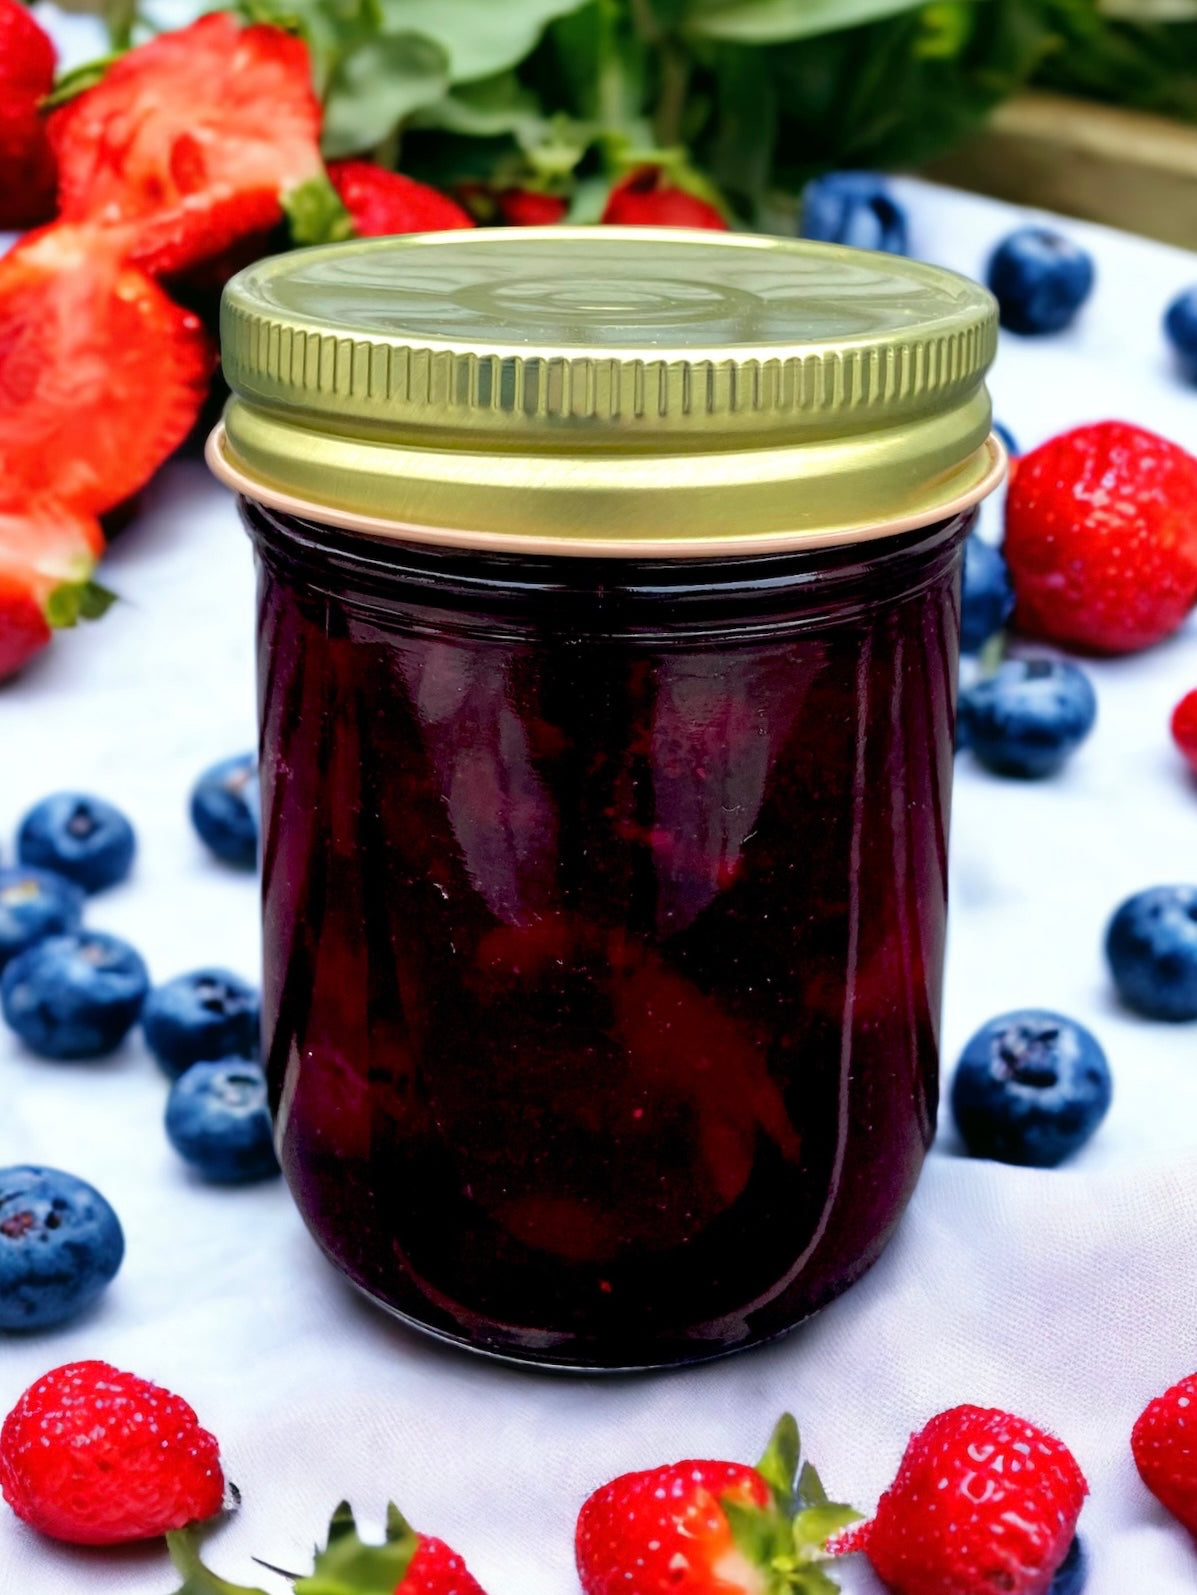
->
xmin=921 ymin=90 xmax=1197 ymax=250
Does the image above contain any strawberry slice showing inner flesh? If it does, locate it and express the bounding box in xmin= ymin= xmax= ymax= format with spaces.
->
xmin=0 ymin=223 xmax=215 ymax=515
xmin=50 ymin=13 xmax=323 ymax=277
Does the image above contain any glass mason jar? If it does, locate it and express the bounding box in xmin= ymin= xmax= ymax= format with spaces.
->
xmin=209 ymin=228 xmax=1001 ymax=1370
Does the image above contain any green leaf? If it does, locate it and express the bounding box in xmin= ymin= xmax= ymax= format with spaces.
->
xmin=684 ymin=0 xmax=925 ymax=43
xmin=376 ymin=0 xmax=592 ymax=83
xmin=76 ymin=581 xmax=118 ymax=622
xmin=1099 ymin=0 xmax=1197 ymax=16
xmin=165 ymin=1527 xmax=271 ymax=1595
xmin=410 ymin=70 xmax=549 ymax=138
xmin=44 ymin=580 xmax=116 ymax=630
xmin=42 ymin=54 xmax=124 ymax=109
xmin=722 ymin=1499 xmax=790 ymax=1568
xmin=284 ymin=174 xmax=356 ymax=244
xmin=321 ymin=29 xmax=450 ymax=157
xmin=754 ymin=1413 xmax=801 ymax=1515
xmin=795 ymin=1461 xmax=828 ymax=1509
xmin=791 ymin=1503 xmax=864 ymax=1559
xmin=790 ymin=1567 xmax=842 ymax=1595
xmin=293 ymin=1501 xmax=420 ymax=1595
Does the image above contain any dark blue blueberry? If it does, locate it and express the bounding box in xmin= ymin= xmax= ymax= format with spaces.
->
xmin=190 ymin=753 xmax=259 ymax=870
xmin=1164 ymin=286 xmax=1197 ymax=384
xmin=0 ymin=1165 xmax=124 ymax=1330
xmin=1105 ymin=885 xmax=1197 ymax=1022
xmin=960 ymin=536 xmax=1015 ymax=654
xmin=951 ymin=1010 xmax=1112 ymax=1167
xmin=1 ymin=931 xmax=149 ymax=1059
xmin=142 ymin=968 xmax=260 ymax=1079
xmin=1050 ymin=1536 xmax=1088 ymax=1595
xmin=960 ymin=658 xmax=1096 ymax=778
xmin=0 ymin=867 xmax=84 ymax=970
xmin=17 ymin=792 xmax=136 ymax=894
xmin=993 ymin=420 xmax=1020 ymax=458
xmin=800 ymin=172 xmax=908 ymax=255
xmin=165 ymin=1059 xmax=279 ymax=1184
xmin=986 ymin=228 xmax=1095 ymax=335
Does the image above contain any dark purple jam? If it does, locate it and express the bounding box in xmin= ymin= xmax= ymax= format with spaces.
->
xmin=247 ymin=501 xmax=972 ymax=1369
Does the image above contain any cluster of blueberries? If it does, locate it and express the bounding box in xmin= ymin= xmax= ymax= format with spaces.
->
xmin=0 ymin=758 xmax=268 ymax=1331
xmin=800 ymin=170 xmax=1197 ymax=372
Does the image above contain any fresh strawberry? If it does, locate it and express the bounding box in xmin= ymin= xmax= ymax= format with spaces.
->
xmin=576 ymin=1415 xmax=859 ymax=1594
xmin=1172 ymin=690 xmax=1197 ymax=777
xmin=601 ymin=167 xmax=728 ymax=230
xmin=0 ymin=494 xmax=109 ymax=679
xmin=49 ymin=13 xmax=322 ymax=277
xmin=1004 ymin=420 xmax=1197 ymax=654
xmin=327 ymin=161 xmax=474 ymax=237
xmin=829 ymin=1405 xmax=1087 ymax=1595
xmin=287 ymin=1500 xmax=487 ymax=1594
xmin=0 ymin=0 xmax=57 ymax=228
xmin=0 ymin=223 xmax=215 ymax=515
xmin=1132 ymin=1370 xmax=1197 ymax=1534
xmin=0 ymin=1360 xmax=224 ymax=1545
xmin=495 ymin=188 xmax=569 ymax=226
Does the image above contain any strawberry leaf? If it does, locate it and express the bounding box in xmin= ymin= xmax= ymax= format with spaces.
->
xmin=796 ymin=1461 xmax=828 ymax=1508
xmin=42 ymin=55 xmax=125 ymax=110
xmin=723 ymin=1498 xmax=791 ymax=1567
xmin=755 ymin=1412 xmax=801 ymax=1513
xmin=165 ymin=1527 xmax=271 ymax=1595
xmin=44 ymin=580 xmax=117 ymax=631
xmin=293 ymin=1500 xmax=420 ymax=1594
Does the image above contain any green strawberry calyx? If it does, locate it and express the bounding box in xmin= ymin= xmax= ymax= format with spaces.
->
xmin=165 ymin=1500 xmax=421 ymax=1595
xmin=44 ymin=579 xmax=118 ymax=631
xmin=722 ymin=1414 xmax=863 ymax=1595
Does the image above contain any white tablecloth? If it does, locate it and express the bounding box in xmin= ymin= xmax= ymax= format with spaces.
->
xmin=2 ymin=178 xmax=1196 ymax=1595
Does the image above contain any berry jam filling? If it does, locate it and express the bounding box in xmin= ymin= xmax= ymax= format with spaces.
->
xmin=247 ymin=502 xmax=971 ymax=1368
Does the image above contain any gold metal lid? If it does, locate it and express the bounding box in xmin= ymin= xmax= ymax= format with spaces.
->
xmin=212 ymin=227 xmax=1002 ymax=557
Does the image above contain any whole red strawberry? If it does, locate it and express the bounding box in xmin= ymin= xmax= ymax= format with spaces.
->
xmin=328 ymin=161 xmax=474 ymax=238
xmin=602 ymin=167 xmax=728 ymax=230
xmin=495 ymin=188 xmax=569 ymax=226
xmin=829 ymin=1405 xmax=1087 ymax=1595
xmin=1132 ymin=1370 xmax=1197 ymax=1534
xmin=576 ymin=1415 xmax=858 ymax=1594
xmin=1004 ymin=420 xmax=1197 ymax=654
xmin=1172 ymin=690 xmax=1197 ymax=777
xmin=0 ymin=0 xmax=57 ymax=228
xmin=0 ymin=1360 xmax=224 ymax=1544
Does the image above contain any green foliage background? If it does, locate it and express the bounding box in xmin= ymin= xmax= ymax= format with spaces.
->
xmin=60 ymin=0 xmax=1197 ymax=224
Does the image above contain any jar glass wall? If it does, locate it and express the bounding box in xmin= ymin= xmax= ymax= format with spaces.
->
xmin=249 ymin=500 xmax=972 ymax=1368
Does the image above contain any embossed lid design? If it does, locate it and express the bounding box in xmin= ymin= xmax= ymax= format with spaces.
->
xmin=209 ymin=227 xmax=1002 ymax=556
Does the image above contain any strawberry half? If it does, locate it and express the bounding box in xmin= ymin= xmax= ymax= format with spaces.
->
xmin=50 ymin=13 xmax=322 ymax=277
xmin=0 ymin=0 xmax=57 ymax=228
xmin=829 ymin=1404 xmax=1087 ymax=1595
xmin=576 ymin=1415 xmax=859 ymax=1594
xmin=0 ymin=223 xmax=214 ymax=515
xmin=0 ymin=496 xmax=108 ymax=681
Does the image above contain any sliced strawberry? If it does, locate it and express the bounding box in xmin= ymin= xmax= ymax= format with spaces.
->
xmin=327 ymin=161 xmax=474 ymax=237
xmin=0 ymin=0 xmax=58 ymax=229
xmin=0 ymin=496 xmax=106 ymax=683
xmin=0 ymin=223 xmax=215 ymax=515
xmin=49 ymin=13 xmax=322 ymax=277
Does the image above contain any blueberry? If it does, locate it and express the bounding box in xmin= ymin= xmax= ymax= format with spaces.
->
xmin=800 ymin=172 xmax=908 ymax=255
xmin=165 ymin=1059 xmax=279 ymax=1183
xmin=993 ymin=421 xmax=1019 ymax=458
xmin=17 ymin=792 xmax=136 ymax=893
xmin=0 ymin=867 xmax=84 ymax=970
xmin=951 ymin=1010 xmax=1112 ymax=1167
xmin=960 ymin=658 xmax=1097 ymax=778
xmin=1164 ymin=285 xmax=1197 ymax=384
xmin=1 ymin=931 xmax=149 ymax=1059
xmin=0 ymin=1165 xmax=124 ymax=1330
xmin=1051 ymin=1536 xmax=1088 ymax=1595
xmin=1105 ymin=885 xmax=1197 ymax=1022
xmin=191 ymin=753 xmax=259 ymax=869
xmin=986 ymin=227 xmax=1095 ymax=335
xmin=960 ymin=536 xmax=1015 ymax=654
xmin=143 ymin=968 xmax=260 ymax=1079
